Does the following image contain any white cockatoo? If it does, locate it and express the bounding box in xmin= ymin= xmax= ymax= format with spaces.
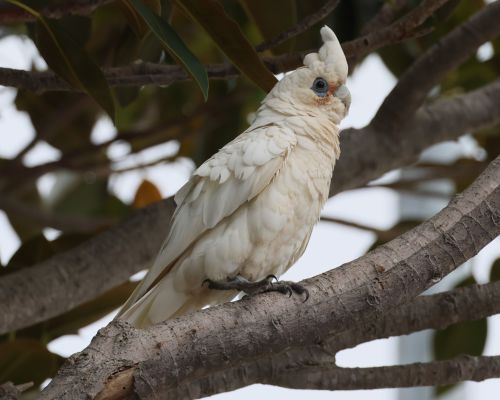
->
xmin=117 ymin=26 xmax=351 ymax=328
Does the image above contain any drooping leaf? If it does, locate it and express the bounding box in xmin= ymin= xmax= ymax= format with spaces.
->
xmin=119 ymin=0 xmax=161 ymax=37
xmin=15 ymin=90 xmax=98 ymax=152
xmin=0 ymin=339 xmax=64 ymax=386
xmin=174 ymin=0 xmax=277 ymax=92
xmin=489 ymin=259 xmax=500 ymax=282
xmin=4 ymin=235 xmax=52 ymax=273
xmin=133 ymin=179 xmax=163 ymax=208
xmin=5 ymin=0 xmax=116 ymax=120
xmin=4 ymin=182 xmax=44 ymax=241
xmin=433 ymin=275 xmax=488 ymax=396
xmin=125 ymin=0 xmax=209 ymax=100
xmin=52 ymin=178 xmax=129 ymax=221
xmin=241 ymin=0 xmax=297 ymax=54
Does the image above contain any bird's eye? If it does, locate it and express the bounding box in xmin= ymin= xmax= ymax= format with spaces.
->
xmin=311 ymin=77 xmax=329 ymax=97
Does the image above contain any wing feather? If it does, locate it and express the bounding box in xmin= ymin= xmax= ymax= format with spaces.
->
xmin=117 ymin=125 xmax=296 ymax=315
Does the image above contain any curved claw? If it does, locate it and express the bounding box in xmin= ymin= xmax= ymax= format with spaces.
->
xmin=265 ymin=274 xmax=279 ymax=283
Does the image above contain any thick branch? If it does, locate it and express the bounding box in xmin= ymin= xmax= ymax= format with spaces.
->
xmin=0 ymin=0 xmax=112 ymax=24
xmin=272 ymin=356 xmax=500 ymax=390
xmin=39 ymin=155 xmax=500 ymax=399
xmin=97 ymin=279 xmax=500 ymax=398
xmin=372 ymin=0 xmax=500 ymax=132
xmin=0 ymin=198 xmax=175 ymax=334
xmin=331 ymin=77 xmax=500 ymax=194
xmin=332 ymin=280 xmax=500 ymax=352
xmin=1 ymin=79 xmax=499 ymax=335
xmin=200 ymin=280 xmax=500 ymax=396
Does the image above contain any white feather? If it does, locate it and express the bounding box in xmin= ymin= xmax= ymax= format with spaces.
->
xmin=116 ymin=25 xmax=349 ymax=326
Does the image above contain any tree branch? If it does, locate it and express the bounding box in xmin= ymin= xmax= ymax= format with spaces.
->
xmin=0 ymin=198 xmax=175 ymax=334
xmin=344 ymin=0 xmax=450 ymax=69
xmin=39 ymin=155 xmax=500 ymax=399
xmin=331 ymin=77 xmax=500 ymax=194
xmin=0 ymin=382 xmax=32 ymax=400
xmin=196 ymin=279 xmax=500 ymax=397
xmin=96 ymin=279 xmax=500 ymax=399
xmin=255 ymin=0 xmax=341 ymax=52
xmin=0 ymin=0 xmax=112 ymax=24
xmin=292 ymin=279 xmax=500 ymax=367
xmin=271 ymin=355 xmax=500 ymax=390
xmin=1 ymin=78 xmax=499 ymax=335
xmin=372 ymin=0 xmax=500 ymax=132
xmin=0 ymin=10 xmax=437 ymax=95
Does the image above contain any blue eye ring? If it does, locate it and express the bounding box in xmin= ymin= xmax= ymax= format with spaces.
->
xmin=311 ymin=77 xmax=329 ymax=97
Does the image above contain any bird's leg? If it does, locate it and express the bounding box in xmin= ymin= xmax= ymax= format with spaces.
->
xmin=203 ymin=275 xmax=309 ymax=301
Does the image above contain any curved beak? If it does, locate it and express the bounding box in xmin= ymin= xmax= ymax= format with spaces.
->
xmin=334 ymin=84 xmax=351 ymax=110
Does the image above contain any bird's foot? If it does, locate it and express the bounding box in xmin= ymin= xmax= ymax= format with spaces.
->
xmin=203 ymin=275 xmax=309 ymax=302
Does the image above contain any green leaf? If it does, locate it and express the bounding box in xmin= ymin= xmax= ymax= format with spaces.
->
xmin=0 ymin=339 xmax=64 ymax=386
xmin=5 ymin=0 xmax=116 ymax=121
xmin=433 ymin=275 xmax=488 ymax=396
xmin=52 ymin=179 xmax=130 ymax=221
xmin=175 ymin=0 xmax=277 ymax=92
xmin=489 ymin=259 xmax=500 ymax=282
xmin=15 ymin=90 xmax=98 ymax=152
xmin=119 ymin=0 xmax=162 ymax=37
xmin=126 ymin=0 xmax=209 ymax=100
xmin=4 ymin=182 xmax=44 ymax=242
xmin=241 ymin=0 xmax=297 ymax=54
xmin=4 ymin=235 xmax=52 ymax=273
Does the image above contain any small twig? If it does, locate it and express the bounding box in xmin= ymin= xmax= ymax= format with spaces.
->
xmin=360 ymin=0 xmax=410 ymax=35
xmin=0 ymin=0 xmax=112 ymax=24
xmin=255 ymin=0 xmax=341 ymax=52
xmin=348 ymin=0 xmax=411 ymax=67
xmin=372 ymin=1 xmax=500 ymax=133
xmin=320 ymin=215 xmax=381 ymax=233
xmin=0 ymin=91 xmax=244 ymax=193
xmin=272 ymin=355 xmax=500 ymax=390
xmin=343 ymin=0 xmax=450 ymax=70
xmin=0 ymin=381 xmax=33 ymax=400
xmin=94 ymin=154 xmax=178 ymax=178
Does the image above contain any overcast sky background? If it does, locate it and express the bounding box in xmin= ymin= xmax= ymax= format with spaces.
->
xmin=0 ymin=35 xmax=499 ymax=399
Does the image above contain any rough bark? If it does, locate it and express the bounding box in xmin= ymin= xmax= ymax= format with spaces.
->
xmin=38 ymin=155 xmax=500 ymax=399
xmin=92 ymin=279 xmax=500 ymax=398
xmin=272 ymin=355 xmax=500 ymax=390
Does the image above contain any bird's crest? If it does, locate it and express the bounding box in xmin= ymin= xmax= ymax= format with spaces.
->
xmin=303 ymin=26 xmax=348 ymax=82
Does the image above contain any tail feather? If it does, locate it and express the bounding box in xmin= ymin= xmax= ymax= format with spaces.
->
xmin=117 ymin=272 xmax=236 ymax=328
xmin=118 ymin=274 xmax=188 ymax=328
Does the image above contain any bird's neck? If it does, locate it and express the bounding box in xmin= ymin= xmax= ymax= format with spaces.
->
xmin=251 ymin=102 xmax=341 ymax=161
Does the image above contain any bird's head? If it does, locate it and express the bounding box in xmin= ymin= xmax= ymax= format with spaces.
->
xmin=265 ymin=26 xmax=350 ymax=125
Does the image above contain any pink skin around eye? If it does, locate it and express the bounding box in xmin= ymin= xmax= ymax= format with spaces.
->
xmin=327 ymin=82 xmax=338 ymax=96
